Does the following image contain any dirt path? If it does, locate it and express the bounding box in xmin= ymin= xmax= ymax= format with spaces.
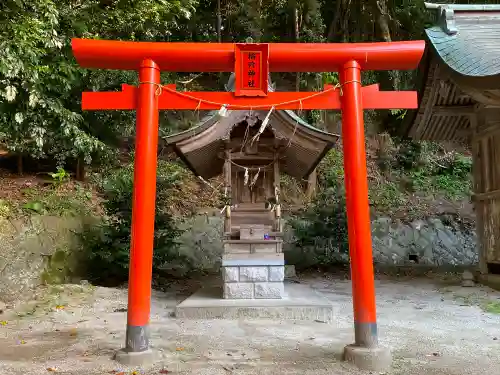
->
xmin=1 ymin=276 xmax=499 ymax=375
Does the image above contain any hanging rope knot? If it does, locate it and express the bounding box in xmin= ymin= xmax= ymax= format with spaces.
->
xmin=139 ymin=81 xmax=164 ymax=96
xmin=249 ymin=167 xmax=261 ymax=188
xmin=334 ymin=82 xmax=343 ymax=96
xmin=250 ymin=106 xmax=274 ymax=146
xmin=335 ymin=80 xmax=363 ymax=97
xmin=243 ymin=167 xmax=249 ymax=186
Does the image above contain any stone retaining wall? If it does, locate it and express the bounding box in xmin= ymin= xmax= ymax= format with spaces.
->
xmin=0 ymin=215 xmax=86 ymax=304
xmin=371 ymin=217 xmax=477 ymax=266
xmin=284 ymin=216 xmax=478 ymax=267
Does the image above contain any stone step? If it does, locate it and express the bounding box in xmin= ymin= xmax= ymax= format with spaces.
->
xmin=175 ymin=283 xmax=334 ymax=321
xmin=224 ymin=230 xmax=283 ymax=239
xmin=232 ymin=203 xmax=268 ymax=211
xmin=223 ymin=239 xmax=283 ymax=254
xmin=231 ymin=216 xmax=275 ymax=226
xmin=224 ymin=239 xmax=282 ymax=244
xmin=222 ymin=252 xmax=284 ymax=266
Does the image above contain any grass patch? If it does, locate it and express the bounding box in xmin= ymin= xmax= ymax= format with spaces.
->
xmin=20 ymin=183 xmax=97 ymax=217
xmin=481 ymin=301 xmax=500 ymax=315
xmin=15 ymin=284 xmax=95 ymax=318
xmin=448 ymin=291 xmax=500 ymax=315
xmin=369 ymin=180 xmax=405 ymax=212
xmin=409 ymin=170 xmax=471 ymax=200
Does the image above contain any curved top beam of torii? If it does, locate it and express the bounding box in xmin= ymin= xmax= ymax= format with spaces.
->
xmin=71 ymin=39 xmax=425 ymax=72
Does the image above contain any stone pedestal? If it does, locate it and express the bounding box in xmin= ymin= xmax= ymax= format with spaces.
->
xmin=222 ymin=223 xmax=285 ymax=299
xmin=222 ymin=253 xmax=285 ymax=299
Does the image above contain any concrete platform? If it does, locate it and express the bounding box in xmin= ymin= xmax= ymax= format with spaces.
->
xmin=175 ymin=282 xmax=334 ymax=321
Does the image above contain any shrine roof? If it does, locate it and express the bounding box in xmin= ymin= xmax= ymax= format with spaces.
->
xmin=400 ymin=3 xmax=500 ymax=142
xmin=424 ymin=2 xmax=500 ymax=79
xmin=164 ymin=74 xmax=339 ymax=180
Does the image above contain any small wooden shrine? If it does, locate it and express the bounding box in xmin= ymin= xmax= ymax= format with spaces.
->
xmin=165 ymin=74 xmax=339 ymax=299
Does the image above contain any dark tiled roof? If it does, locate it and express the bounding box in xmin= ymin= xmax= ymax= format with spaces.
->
xmin=425 ymin=3 xmax=500 ymax=78
xmin=401 ymin=3 xmax=500 ymax=141
xmin=163 ymin=74 xmax=339 ymax=179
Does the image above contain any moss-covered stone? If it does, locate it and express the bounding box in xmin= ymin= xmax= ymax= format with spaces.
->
xmin=41 ymin=249 xmax=72 ymax=285
xmin=0 ymin=215 xmax=87 ymax=302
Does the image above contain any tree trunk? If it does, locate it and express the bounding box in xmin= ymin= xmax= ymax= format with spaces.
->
xmin=369 ymin=0 xmax=398 ymax=133
xmin=327 ymin=0 xmax=344 ymax=41
xmin=75 ymin=157 xmax=86 ymax=181
xmin=292 ymin=2 xmax=300 ymax=91
xmin=372 ymin=0 xmax=392 ymax=43
xmin=306 ymin=168 xmax=317 ymax=199
xmin=17 ymin=154 xmax=23 ymax=176
xmin=217 ymin=0 xmax=222 ymax=43
xmin=370 ymin=0 xmax=398 ymax=89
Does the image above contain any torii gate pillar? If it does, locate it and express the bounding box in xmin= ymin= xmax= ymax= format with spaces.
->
xmin=114 ymin=59 xmax=160 ymax=364
xmin=72 ymin=38 xmax=424 ymax=371
xmin=340 ymin=60 xmax=392 ymax=369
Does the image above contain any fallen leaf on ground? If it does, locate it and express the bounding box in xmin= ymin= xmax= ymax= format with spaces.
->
xmin=46 ymin=367 xmax=57 ymax=372
xmin=0 ymin=321 xmax=7 ymax=326
xmin=55 ymin=305 xmax=65 ymax=310
xmin=426 ymin=352 xmax=440 ymax=357
xmin=175 ymin=347 xmax=184 ymax=351
xmin=159 ymin=370 xmax=170 ymax=374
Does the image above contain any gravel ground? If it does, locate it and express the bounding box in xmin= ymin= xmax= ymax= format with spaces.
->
xmin=1 ymin=275 xmax=500 ymax=375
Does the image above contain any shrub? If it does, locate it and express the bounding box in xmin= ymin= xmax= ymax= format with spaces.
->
xmin=167 ymin=215 xmax=224 ymax=276
xmin=81 ymin=161 xmax=185 ymax=285
xmin=389 ymin=139 xmax=472 ymax=199
xmin=288 ymin=195 xmax=349 ymax=268
xmin=394 ymin=139 xmax=423 ymax=171
xmin=288 ymin=150 xmax=349 ymax=268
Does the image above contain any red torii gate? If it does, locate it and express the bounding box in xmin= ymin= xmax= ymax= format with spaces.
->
xmin=72 ymin=39 xmax=424 ymax=369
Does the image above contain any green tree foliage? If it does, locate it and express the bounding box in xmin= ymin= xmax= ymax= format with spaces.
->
xmin=2 ymin=0 xmax=498 ymax=168
xmin=4 ymin=0 xmax=492 ymax=166
xmin=81 ymin=161 xmax=185 ymax=285
xmin=288 ymin=148 xmax=349 ymax=267
xmin=0 ymin=0 xmax=197 ymax=166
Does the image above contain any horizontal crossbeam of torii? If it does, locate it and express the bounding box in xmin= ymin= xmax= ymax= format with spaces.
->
xmin=71 ymin=38 xmax=425 ymax=371
xmin=81 ymin=83 xmax=418 ymax=110
xmin=72 ymin=39 xmax=424 ymax=72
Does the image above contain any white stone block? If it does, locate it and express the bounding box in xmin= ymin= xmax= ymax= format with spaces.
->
xmin=223 ymin=283 xmax=254 ymax=299
xmin=268 ymin=266 xmax=285 ymax=282
xmin=254 ymin=282 xmax=285 ymax=299
xmin=222 ymin=267 xmax=239 ymax=282
xmin=239 ymin=266 xmax=268 ymax=282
